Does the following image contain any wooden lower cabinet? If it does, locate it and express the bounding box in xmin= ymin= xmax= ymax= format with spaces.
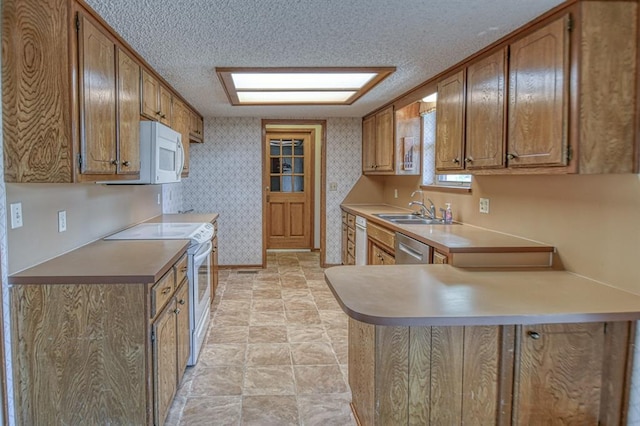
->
xmin=367 ymin=221 xmax=395 ymax=265
xmin=348 ymin=318 xmax=634 ymax=425
xmin=211 ymin=233 xmax=219 ymax=301
xmin=11 ymin=253 xmax=190 ymax=425
xmin=341 ymin=210 xmax=356 ymax=265
xmin=369 ymin=242 xmax=395 ymax=265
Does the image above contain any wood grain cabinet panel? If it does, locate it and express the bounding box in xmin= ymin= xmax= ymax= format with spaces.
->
xmin=362 ymin=107 xmax=394 ymax=174
xmin=465 ymin=48 xmax=506 ymax=170
xmin=11 ymin=254 xmax=191 ymax=425
xmin=189 ymin=110 xmax=204 ymax=143
xmin=141 ymin=69 xmax=161 ymax=121
xmin=78 ymin=15 xmax=117 ymax=175
xmin=171 ymin=98 xmax=190 ymax=177
xmin=508 ymin=15 xmax=570 ymax=168
xmin=435 ymin=70 xmax=466 ymax=171
xmin=117 ymin=48 xmax=141 ymax=175
xmin=159 ymin=85 xmax=172 ymax=127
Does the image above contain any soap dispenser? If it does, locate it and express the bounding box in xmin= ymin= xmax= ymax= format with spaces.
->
xmin=444 ymin=203 xmax=453 ymax=224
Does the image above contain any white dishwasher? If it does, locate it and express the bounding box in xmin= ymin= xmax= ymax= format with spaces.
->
xmin=355 ymin=216 xmax=367 ymax=265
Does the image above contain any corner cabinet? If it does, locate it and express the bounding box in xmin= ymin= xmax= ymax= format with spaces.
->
xmin=12 ymin=252 xmax=191 ymax=426
xmin=433 ymin=1 xmax=638 ymax=175
xmin=363 ymin=106 xmax=394 ymax=174
xmin=2 ymin=0 xmax=204 ymax=183
xmin=349 ymin=318 xmax=635 ymax=425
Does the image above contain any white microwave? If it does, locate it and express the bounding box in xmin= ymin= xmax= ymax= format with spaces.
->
xmin=108 ymin=121 xmax=184 ymax=184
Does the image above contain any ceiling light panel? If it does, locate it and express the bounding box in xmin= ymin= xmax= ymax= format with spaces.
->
xmin=217 ymin=67 xmax=395 ymax=106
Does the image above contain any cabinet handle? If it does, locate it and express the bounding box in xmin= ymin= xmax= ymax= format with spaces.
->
xmin=528 ymin=331 xmax=541 ymax=340
xmin=179 ymin=299 xmax=186 ymax=305
xmin=122 ymin=160 xmax=130 ymax=167
xmin=507 ymin=153 xmax=518 ymax=160
xmin=156 ymin=110 xmax=162 ymax=116
xmin=465 ymin=157 xmax=473 ymax=163
xmin=180 ymin=266 xmax=187 ymax=272
xmin=161 ymin=114 xmax=167 ymax=119
xmin=110 ymin=159 xmax=118 ymax=165
xmin=174 ymin=308 xmax=181 ymax=314
xmin=452 ymin=158 xmax=460 ymax=164
xmin=161 ymin=286 xmax=172 ymax=295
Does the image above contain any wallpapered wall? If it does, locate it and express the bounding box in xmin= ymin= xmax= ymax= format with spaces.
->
xmin=179 ymin=117 xmax=361 ymax=266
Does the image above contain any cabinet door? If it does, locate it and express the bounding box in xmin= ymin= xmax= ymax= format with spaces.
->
xmin=153 ymin=299 xmax=178 ymax=426
xmin=78 ymin=15 xmax=117 ymax=175
xmin=436 ymin=70 xmax=466 ymax=171
xmin=465 ymin=48 xmax=506 ymax=170
xmin=370 ymin=242 xmax=395 ymax=265
xmin=433 ymin=251 xmax=448 ymax=264
xmin=116 ymin=48 xmax=140 ymax=175
xmin=175 ymin=281 xmax=190 ymax=380
xmin=141 ymin=69 xmax=160 ymax=120
xmin=508 ymin=15 xmax=570 ymax=168
xmin=513 ymin=322 xmax=605 ymax=424
xmin=159 ymin=85 xmax=172 ymax=126
xmin=362 ymin=115 xmax=376 ymax=172
xmin=374 ymin=106 xmax=394 ymax=172
xmin=171 ymin=98 xmax=190 ymax=177
xmin=189 ymin=110 xmax=204 ymax=142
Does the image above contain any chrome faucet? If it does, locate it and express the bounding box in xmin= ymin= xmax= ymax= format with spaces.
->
xmin=425 ymin=198 xmax=436 ymax=219
xmin=408 ymin=190 xmax=437 ymax=219
xmin=409 ymin=200 xmax=428 ymax=216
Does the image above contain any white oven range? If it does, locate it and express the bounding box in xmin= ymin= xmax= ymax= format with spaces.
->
xmin=105 ymin=222 xmax=215 ymax=366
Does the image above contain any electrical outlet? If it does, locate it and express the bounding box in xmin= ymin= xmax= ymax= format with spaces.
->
xmin=479 ymin=198 xmax=490 ymax=214
xmin=329 ymin=182 xmax=338 ymax=191
xmin=10 ymin=202 xmax=23 ymax=229
xmin=157 ymin=194 xmax=161 ymax=205
xmin=58 ymin=210 xmax=67 ymax=233
xmin=394 ymin=189 xmax=398 ymax=198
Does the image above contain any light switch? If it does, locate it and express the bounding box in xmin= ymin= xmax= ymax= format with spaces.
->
xmin=58 ymin=210 xmax=67 ymax=233
xmin=479 ymin=198 xmax=490 ymax=214
xmin=10 ymin=202 xmax=23 ymax=229
xmin=329 ymin=182 xmax=338 ymax=191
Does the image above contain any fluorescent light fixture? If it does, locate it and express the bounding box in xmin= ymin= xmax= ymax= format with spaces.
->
xmin=238 ymin=91 xmax=357 ymax=103
xmin=422 ymin=93 xmax=437 ymax=102
xmin=217 ymin=67 xmax=395 ymax=106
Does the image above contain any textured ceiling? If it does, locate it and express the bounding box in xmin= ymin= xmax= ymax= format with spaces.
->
xmin=85 ymin=0 xmax=564 ymax=118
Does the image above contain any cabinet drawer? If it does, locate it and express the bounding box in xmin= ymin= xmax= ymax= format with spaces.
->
xmin=151 ymin=268 xmax=175 ymax=318
xmin=174 ymin=253 xmax=188 ymax=286
xmin=367 ymin=222 xmax=395 ymax=252
xmin=433 ymin=251 xmax=448 ymax=264
xmin=347 ymin=240 xmax=355 ymax=258
xmin=347 ymin=254 xmax=355 ymax=265
xmin=347 ymin=214 xmax=355 ymax=228
xmin=342 ymin=211 xmax=347 ymax=224
xmin=347 ymin=227 xmax=355 ymax=243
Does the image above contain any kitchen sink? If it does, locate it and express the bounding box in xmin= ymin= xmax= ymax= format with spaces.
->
xmin=373 ymin=213 xmax=453 ymax=225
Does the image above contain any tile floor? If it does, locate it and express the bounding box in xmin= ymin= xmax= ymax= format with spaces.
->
xmin=166 ymin=251 xmax=357 ymax=426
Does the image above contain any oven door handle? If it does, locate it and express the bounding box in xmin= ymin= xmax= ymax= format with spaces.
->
xmin=193 ymin=240 xmax=213 ymax=264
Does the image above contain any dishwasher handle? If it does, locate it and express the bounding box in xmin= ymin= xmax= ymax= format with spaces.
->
xmin=398 ymin=242 xmax=424 ymax=262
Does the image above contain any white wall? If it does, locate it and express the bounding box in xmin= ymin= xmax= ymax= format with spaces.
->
xmin=182 ymin=117 xmax=361 ymax=266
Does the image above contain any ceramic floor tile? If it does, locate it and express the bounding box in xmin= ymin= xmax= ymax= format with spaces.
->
xmin=252 ymin=289 xmax=282 ymax=299
xmin=281 ymin=289 xmax=313 ymax=299
xmin=242 ymin=395 xmax=299 ymax=426
xmin=246 ymin=343 xmax=292 ymax=365
xmin=294 ymin=365 xmax=348 ymax=394
xmin=179 ymin=396 xmax=242 ymax=426
xmin=297 ymin=393 xmax=356 ymax=426
xmin=287 ymin=325 xmax=330 ymax=343
xmin=249 ymin=325 xmax=288 ymax=343
xmin=251 ymin=299 xmax=285 ymax=312
xmin=286 ymin=309 xmax=322 ymax=325
xmin=197 ymin=344 xmax=246 ymax=367
xmin=249 ymin=310 xmax=286 ymax=325
xmin=190 ymin=366 xmax=244 ymax=396
xmin=284 ymin=297 xmax=318 ymax=311
xmin=207 ymin=326 xmax=249 ymax=344
xmin=291 ymin=342 xmax=338 ymax=365
xmin=243 ymin=365 xmax=296 ymax=395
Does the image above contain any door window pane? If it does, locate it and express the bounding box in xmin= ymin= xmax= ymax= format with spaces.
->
xmin=282 ymin=176 xmax=292 ymax=192
xmin=294 ymin=158 xmax=303 ymax=173
xmin=294 ymin=140 xmax=304 ymax=155
xmin=270 ymin=142 xmax=280 ymax=155
xmin=293 ymin=176 xmax=304 ymax=192
xmin=270 ymin=158 xmax=280 ymax=173
xmin=270 ymin=176 xmax=280 ymax=191
xmin=283 ymin=143 xmax=292 ymax=156
xmin=282 ymin=158 xmax=292 ymax=174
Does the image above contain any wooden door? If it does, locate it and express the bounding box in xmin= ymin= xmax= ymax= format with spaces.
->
xmin=159 ymin=85 xmax=172 ymax=126
xmin=141 ymin=69 xmax=160 ymax=120
xmin=153 ymin=299 xmax=178 ymax=426
xmin=375 ymin=106 xmax=395 ymax=172
xmin=265 ymin=132 xmax=313 ymax=249
xmin=513 ymin=322 xmax=605 ymax=424
xmin=175 ymin=281 xmax=190 ymax=380
xmin=435 ymin=70 xmax=466 ymax=171
xmin=78 ymin=14 xmax=117 ymax=175
xmin=465 ymin=48 xmax=506 ymax=170
xmin=362 ymin=115 xmax=376 ymax=172
xmin=508 ymin=15 xmax=570 ymax=168
xmin=116 ymin=48 xmax=140 ymax=175
xmin=171 ymin=98 xmax=190 ymax=177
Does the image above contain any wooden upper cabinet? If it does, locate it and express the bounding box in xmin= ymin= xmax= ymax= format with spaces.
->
xmin=78 ymin=15 xmax=117 ymax=175
xmin=362 ymin=115 xmax=377 ymax=172
xmin=362 ymin=106 xmax=394 ymax=174
xmin=116 ymin=48 xmax=141 ymax=175
xmin=189 ymin=110 xmax=204 ymax=143
xmin=513 ymin=322 xmax=605 ymax=424
xmin=435 ymin=70 xmax=466 ymax=171
xmin=465 ymin=48 xmax=506 ymax=170
xmin=141 ymin=70 xmax=172 ymax=126
xmin=508 ymin=15 xmax=570 ymax=168
xmin=171 ymin=98 xmax=190 ymax=177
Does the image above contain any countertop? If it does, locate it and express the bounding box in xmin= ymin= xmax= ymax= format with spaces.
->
xmin=9 ymin=240 xmax=189 ymax=285
xmin=145 ymin=213 xmax=219 ymax=224
xmin=324 ymin=264 xmax=640 ymax=326
xmin=341 ymin=204 xmax=553 ymax=254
